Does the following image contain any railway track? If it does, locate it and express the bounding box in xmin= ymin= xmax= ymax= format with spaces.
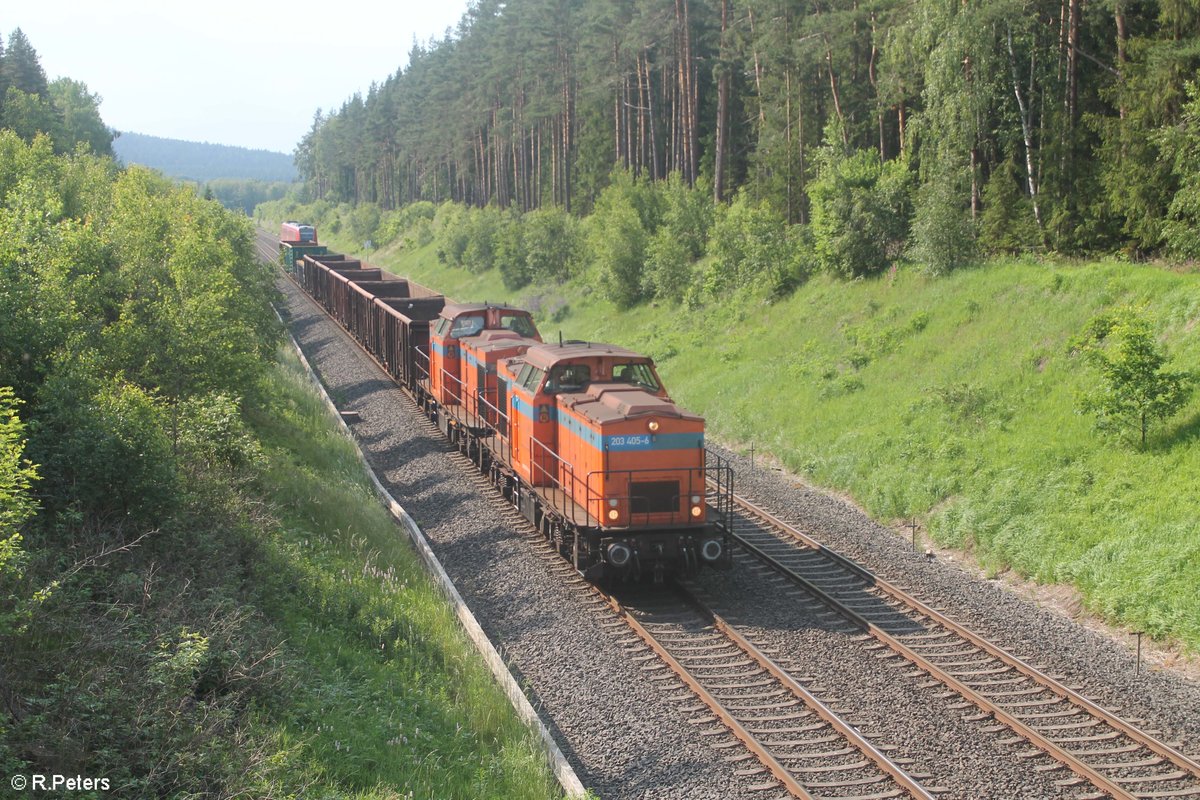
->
xmin=711 ymin=491 xmax=1200 ymax=800
xmin=604 ymin=582 xmax=938 ymax=800
xmin=449 ymin=451 xmax=938 ymax=799
xmin=260 ymin=228 xmax=1200 ymax=798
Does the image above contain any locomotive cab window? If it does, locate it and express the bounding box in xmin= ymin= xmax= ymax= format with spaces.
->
xmin=499 ymin=313 xmax=537 ymax=338
xmin=519 ymin=366 xmax=545 ymax=393
xmin=612 ymin=362 xmax=660 ymax=392
xmin=433 ymin=318 xmax=451 ymax=337
xmin=450 ymin=315 xmax=485 ymax=338
xmin=546 ymin=364 xmax=591 ymax=393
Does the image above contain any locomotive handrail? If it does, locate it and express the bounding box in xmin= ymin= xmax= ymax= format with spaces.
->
xmin=586 ymin=464 xmax=734 ymax=531
xmin=529 ymin=437 xmax=597 ymax=527
xmin=525 ymin=433 xmax=733 ymax=531
xmin=475 ymin=387 xmax=509 ymax=433
xmin=413 ymin=346 xmax=430 ymax=383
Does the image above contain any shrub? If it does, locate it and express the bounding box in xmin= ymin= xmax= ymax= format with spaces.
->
xmin=348 ymin=202 xmax=381 ymax=245
xmin=434 ymin=202 xmax=470 ymax=267
xmin=461 ymin=207 xmax=502 ymax=273
xmin=495 ymin=209 xmax=530 ymax=289
xmin=591 ymin=201 xmax=648 ymax=309
xmin=589 ymin=173 xmax=657 ymax=308
xmin=1072 ymin=308 xmax=1194 ymax=446
xmin=376 ymin=200 xmax=437 ymax=247
xmin=704 ymin=194 xmax=808 ymax=299
xmin=30 ymin=364 xmax=176 ymax=524
xmin=524 ymin=206 xmax=581 ymax=283
xmin=658 ymin=172 xmax=712 ymax=259
xmin=809 ymin=145 xmax=912 ymax=277
xmin=909 ymin=168 xmax=978 ymax=275
xmin=645 ymin=229 xmax=693 ymax=303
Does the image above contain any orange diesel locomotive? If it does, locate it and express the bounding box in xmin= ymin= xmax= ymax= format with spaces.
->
xmin=290 ymin=250 xmax=732 ymax=582
xmin=496 ymin=342 xmax=732 ymax=580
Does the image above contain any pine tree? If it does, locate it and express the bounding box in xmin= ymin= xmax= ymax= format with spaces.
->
xmin=1 ymin=29 xmax=49 ymax=98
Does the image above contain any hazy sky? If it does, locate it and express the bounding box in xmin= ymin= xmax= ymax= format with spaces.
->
xmin=8 ymin=0 xmax=470 ymax=154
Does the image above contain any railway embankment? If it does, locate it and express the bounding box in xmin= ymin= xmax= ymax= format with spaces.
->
xmin=282 ymin=216 xmax=1200 ymax=663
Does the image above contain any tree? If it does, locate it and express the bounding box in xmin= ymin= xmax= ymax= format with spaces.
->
xmin=0 ymin=387 xmax=37 ymax=540
xmin=1075 ymin=310 xmax=1194 ymax=446
xmin=0 ymin=29 xmax=48 ymax=98
xmin=809 ymin=134 xmax=912 ymax=278
xmin=1 ymin=87 xmax=58 ymax=143
xmin=47 ymin=78 xmax=114 ymax=156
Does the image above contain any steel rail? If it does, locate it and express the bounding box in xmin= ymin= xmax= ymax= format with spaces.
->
xmin=724 ymin=489 xmax=1200 ymax=799
xmin=670 ymin=583 xmax=939 ymax=800
xmin=603 ymin=591 xmax=818 ymax=799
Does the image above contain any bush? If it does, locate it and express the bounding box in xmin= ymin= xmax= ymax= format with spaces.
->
xmin=524 ymin=206 xmax=580 ymax=283
xmin=704 ymin=194 xmax=808 ymax=299
xmin=376 ymin=200 xmax=437 ymax=247
xmin=30 ymin=364 xmax=176 ymax=525
xmin=909 ymin=169 xmax=978 ymax=275
xmin=434 ymin=202 xmax=470 ymax=267
xmin=349 ymin=202 xmax=381 ymax=245
xmin=658 ymin=172 xmax=712 ymax=259
xmin=589 ymin=172 xmax=658 ymax=308
xmin=645 ymin=229 xmax=693 ymax=303
xmin=1072 ymin=308 xmax=1194 ymax=446
xmin=462 ymin=206 xmax=503 ymax=273
xmin=590 ymin=201 xmax=649 ymax=309
xmin=809 ymin=145 xmax=912 ymax=277
xmin=495 ymin=208 xmax=530 ymax=289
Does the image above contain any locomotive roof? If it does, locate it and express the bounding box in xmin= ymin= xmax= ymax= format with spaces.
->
xmin=439 ymin=302 xmax=531 ymax=318
xmin=462 ymin=329 xmax=538 ymax=353
xmin=559 ymin=384 xmax=701 ymax=424
xmin=522 ymin=342 xmax=648 ymax=371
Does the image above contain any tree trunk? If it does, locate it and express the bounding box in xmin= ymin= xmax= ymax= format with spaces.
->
xmin=1008 ymin=26 xmax=1043 ymax=233
xmin=1115 ymin=0 xmax=1128 ymax=119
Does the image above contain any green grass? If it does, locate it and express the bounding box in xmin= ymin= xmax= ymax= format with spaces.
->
xmin=242 ymin=348 xmax=560 ymax=798
xmin=314 ymin=221 xmax=1200 ymax=653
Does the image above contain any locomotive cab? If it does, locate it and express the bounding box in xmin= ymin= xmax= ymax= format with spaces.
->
xmin=502 ymin=342 xmax=731 ymax=579
xmin=460 ymin=330 xmax=539 ymax=431
xmin=429 ymin=303 xmax=541 ymax=405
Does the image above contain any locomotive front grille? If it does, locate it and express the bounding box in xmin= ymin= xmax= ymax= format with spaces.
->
xmin=630 ymin=481 xmax=679 ymax=515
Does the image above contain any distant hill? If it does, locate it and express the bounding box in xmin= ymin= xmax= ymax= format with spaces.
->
xmin=114 ymin=132 xmax=298 ymax=182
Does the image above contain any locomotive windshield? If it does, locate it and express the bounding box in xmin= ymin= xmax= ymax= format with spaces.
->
xmin=449 ymin=315 xmax=485 ymax=338
xmin=546 ymin=363 xmax=592 ymax=393
xmin=500 ymin=313 xmax=537 ymax=338
xmin=612 ymin=362 xmax=660 ymax=392
xmin=518 ymin=366 xmax=545 ymax=392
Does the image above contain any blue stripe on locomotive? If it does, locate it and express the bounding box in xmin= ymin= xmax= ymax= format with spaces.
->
xmin=510 ymin=393 xmax=702 ymax=451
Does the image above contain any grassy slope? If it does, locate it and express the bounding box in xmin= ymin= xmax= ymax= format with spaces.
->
xmin=246 ymin=349 xmax=559 ymax=798
xmin=329 ymin=228 xmax=1200 ymax=653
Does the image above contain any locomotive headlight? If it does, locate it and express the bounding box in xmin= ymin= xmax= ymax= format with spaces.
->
xmin=647 ymin=420 xmax=660 ymax=432
xmin=608 ymin=509 xmax=619 ymax=521
xmin=690 ymin=495 xmax=701 ymax=505
xmin=608 ymin=498 xmax=619 ymax=508
xmin=691 ymin=505 xmax=703 ymax=518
